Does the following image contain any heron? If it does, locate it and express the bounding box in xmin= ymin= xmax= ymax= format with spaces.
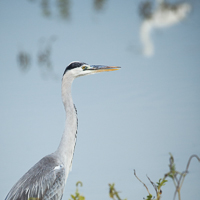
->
xmin=5 ymin=61 xmax=120 ymax=200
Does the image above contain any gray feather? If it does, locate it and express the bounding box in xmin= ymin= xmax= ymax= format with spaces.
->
xmin=5 ymin=154 xmax=65 ymax=200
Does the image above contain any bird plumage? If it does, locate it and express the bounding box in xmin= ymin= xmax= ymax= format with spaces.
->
xmin=63 ymin=61 xmax=87 ymax=75
xmin=5 ymin=61 xmax=120 ymax=200
xmin=5 ymin=154 xmax=65 ymax=200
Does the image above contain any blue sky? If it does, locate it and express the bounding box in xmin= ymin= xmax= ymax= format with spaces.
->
xmin=0 ymin=0 xmax=200 ymax=199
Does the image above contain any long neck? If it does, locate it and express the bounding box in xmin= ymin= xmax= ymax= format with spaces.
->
xmin=55 ymin=73 xmax=78 ymax=177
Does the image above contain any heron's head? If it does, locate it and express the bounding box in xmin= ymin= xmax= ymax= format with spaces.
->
xmin=63 ymin=61 xmax=120 ymax=78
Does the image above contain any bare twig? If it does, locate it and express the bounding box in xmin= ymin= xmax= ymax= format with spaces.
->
xmin=146 ymin=175 xmax=157 ymax=196
xmin=173 ymin=154 xmax=200 ymax=200
xmin=134 ymin=170 xmax=151 ymax=195
xmin=186 ymin=155 xmax=200 ymax=172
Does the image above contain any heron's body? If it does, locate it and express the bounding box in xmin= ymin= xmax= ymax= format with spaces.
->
xmin=5 ymin=154 xmax=65 ymax=200
xmin=5 ymin=61 xmax=120 ymax=200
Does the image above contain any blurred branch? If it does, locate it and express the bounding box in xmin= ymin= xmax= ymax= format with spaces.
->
xmin=37 ymin=35 xmax=59 ymax=79
xmin=28 ymin=0 xmax=108 ymax=20
xmin=139 ymin=1 xmax=153 ymax=19
xmin=134 ymin=170 xmax=151 ymax=196
xmin=57 ymin=0 xmax=70 ymax=19
xmin=17 ymin=51 xmax=31 ymax=72
xmin=37 ymin=36 xmax=56 ymax=69
xmin=109 ymin=183 xmax=127 ymax=200
xmin=134 ymin=170 xmax=165 ymax=200
xmin=41 ymin=0 xmax=51 ymax=17
xmin=68 ymin=154 xmax=199 ymax=200
xmin=94 ymin=0 xmax=107 ymax=11
xmin=17 ymin=36 xmax=59 ymax=80
xmin=134 ymin=153 xmax=199 ymax=200
xmin=28 ymin=0 xmax=71 ymax=20
xmin=146 ymin=175 xmax=158 ymax=196
xmin=139 ymin=0 xmax=191 ymax=57
xmin=172 ymin=154 xmax=200 ymax=200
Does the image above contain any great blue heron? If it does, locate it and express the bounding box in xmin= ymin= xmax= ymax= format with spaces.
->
xmin=5 ymin=61 xmax=120 ymax=200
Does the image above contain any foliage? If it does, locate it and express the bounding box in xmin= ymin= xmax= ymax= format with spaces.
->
xmin=69 ymin=181 xmax=85 ymax=200
xmin=70 ymin=154 xmax=199 ymax=200
xmin=109 ymin=183 xmax=127 ymax=200
xmin=134 ymin=154 xmax=200 ymax=200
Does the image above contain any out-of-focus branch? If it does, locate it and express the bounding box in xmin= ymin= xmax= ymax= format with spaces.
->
xmin=139 ymin=0 xmax=191 ymax=57
xmin=109 ymin=183 xmax=127 ymax=200
xmin=94 ymin=0 xmax=107 ymax=11
xmin=173 ymin=154 xmax=200 ymax=200
xmin=17 ymin=36 xmax=59 ymax=80
xmin=134 ymin=170 xmax=151 ymax=196
xmin=134 ymin=154 xmax=199 ymax=200
xmin=28 ymin=0 xmax=108 ymax=20
xmin=17 ymin=51 xmax=31 ymax=72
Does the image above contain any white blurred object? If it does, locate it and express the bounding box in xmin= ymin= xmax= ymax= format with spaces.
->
xmin=140 ymin=0 xmax=191 ymax=57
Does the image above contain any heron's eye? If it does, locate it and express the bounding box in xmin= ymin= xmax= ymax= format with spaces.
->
xmin=82 ymin=66 xmax=87 ymax=70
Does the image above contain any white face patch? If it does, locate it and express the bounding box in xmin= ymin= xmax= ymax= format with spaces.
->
xmin=69 ymin=65 xmax=94 ymax=77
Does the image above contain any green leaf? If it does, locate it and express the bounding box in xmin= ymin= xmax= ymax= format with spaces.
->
xmin=146 ymin=194 xmax=153 ymax=200
xmin=70 ymin=195 xmax=75 ymax=200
